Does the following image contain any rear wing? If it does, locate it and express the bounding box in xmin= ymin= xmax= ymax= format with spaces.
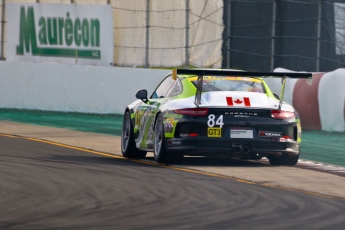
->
xmin=172 ymin=69 xmax=312 ymax=109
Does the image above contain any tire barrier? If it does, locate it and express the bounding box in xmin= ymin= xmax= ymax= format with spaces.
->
xmin=270 ymin=68 xmax=345 ymax=132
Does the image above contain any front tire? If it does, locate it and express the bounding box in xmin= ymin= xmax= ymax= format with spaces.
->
xmin=121 ymin=111 xmax=147 ymax=159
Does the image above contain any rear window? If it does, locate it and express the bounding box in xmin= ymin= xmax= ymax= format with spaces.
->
xmin=190 ymin=76 xmax=265 ymax=93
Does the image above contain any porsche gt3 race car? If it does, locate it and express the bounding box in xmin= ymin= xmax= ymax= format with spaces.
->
xmin=121 ymin=69 xmax=312 ymax=165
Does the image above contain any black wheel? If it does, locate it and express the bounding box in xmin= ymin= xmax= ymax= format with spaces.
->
xmin=268 ymin=153 xmax=299 ymax=166
xmin=121 ymin=111 xmax=147 ymax=159
xmin=154 ymin=114 xmax=183 ymax=164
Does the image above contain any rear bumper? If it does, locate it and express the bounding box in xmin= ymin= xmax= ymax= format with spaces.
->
xmin=166 ymin=137 xmax=300 ymax=157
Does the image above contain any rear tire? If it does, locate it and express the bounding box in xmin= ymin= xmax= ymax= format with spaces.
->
xmin=268 ymin=153 xmax=299 ymax=166
xmin=121 ymin=111 xmax=147 ymax=159
xmin=154 ymin=114 xmax=183 ymax=164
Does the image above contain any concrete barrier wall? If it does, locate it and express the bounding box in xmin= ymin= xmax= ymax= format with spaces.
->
xmin=0 ymin=62 xmax=169 ymax=114
xmin=0 ymin=62 xmax=344 ymax=132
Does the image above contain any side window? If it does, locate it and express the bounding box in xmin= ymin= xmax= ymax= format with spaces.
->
xmin=167 ymin=78 xmax=183 ymax=97
xmin=151 ymin=76 xmax=175 ymax=99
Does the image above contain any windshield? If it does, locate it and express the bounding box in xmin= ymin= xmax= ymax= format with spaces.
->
xmin=190 ymin=76 xmax=265 ymax=93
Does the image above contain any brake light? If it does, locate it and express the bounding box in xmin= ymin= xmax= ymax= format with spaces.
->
xmin=271 ymin=110 xmax=295 ymax=119
xmin=174 ymin=108 xmax=209 ymax=116
xmin=280 ymin=135 xmax=294 ymax=142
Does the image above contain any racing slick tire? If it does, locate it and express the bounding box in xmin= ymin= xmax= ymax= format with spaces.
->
xmin=121 ymin=111 xmax=147 ymax=159
xmin=154 ymin=113 xmax=183 ymax=164
xmin=268 ymin=153 xmax=299 ymax=166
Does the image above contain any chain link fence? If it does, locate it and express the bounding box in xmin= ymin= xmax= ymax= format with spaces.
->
xmin=223 ymin=0 xmax=345 ymax=72
xmin=1 ymin=0 xmax=345 ymax=71
xmin=0 ymin=0 xmax=223 ymax=68
xmin=111 ymin=0 xmax=223 ymax=68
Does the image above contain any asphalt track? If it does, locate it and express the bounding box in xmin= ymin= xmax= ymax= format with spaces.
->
xmin=0 ymin=109 xmax=345 ymax=229
xmin=1 ymin=135 xmax=345 ymax=230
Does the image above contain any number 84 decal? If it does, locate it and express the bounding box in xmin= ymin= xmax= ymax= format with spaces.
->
xmin=207 ymin=114 xmax=224 ymax=128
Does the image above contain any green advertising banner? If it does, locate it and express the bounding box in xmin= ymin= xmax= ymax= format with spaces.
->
xmin=6 ymin=3 xmax=113 ymax=66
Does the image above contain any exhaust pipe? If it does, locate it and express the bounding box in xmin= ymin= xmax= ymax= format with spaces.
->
xmin=234 ymin=145 xmax=242 ymax=154
xmin=242 ymin=145 xmax=250 ymax=154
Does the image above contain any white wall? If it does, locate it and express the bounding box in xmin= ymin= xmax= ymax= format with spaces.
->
xmin=0 ymin=62 xmax=344 ymax=132
xmin=0 ymin=62 xmax=169 ymax=114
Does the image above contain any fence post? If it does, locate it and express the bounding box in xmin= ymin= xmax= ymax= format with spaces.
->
xmin=270 ymin=0 xmax=276 ymax=71
xmin=145 ymin=0 xmax=150 ymax=68
xmin=316 ymin=0 xmax=322 ymax=72
xmin=226 ymin=0 xmax=231 ymax=69
xmin=185 ymin=0 xmax=189 ymax=68
xmin=0 ymin=0 xmax=5 ymax=60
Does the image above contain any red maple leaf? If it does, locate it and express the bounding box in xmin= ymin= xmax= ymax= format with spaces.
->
xmin=234 ymin=99 xmax=243 ymax=104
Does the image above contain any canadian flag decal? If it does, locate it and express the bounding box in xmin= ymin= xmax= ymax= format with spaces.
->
xmin=226 ymin=97 xmax=251 ymax=106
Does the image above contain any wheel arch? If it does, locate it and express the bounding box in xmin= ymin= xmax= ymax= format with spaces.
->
xmin=124 ymin=107 xmax=137 ymax=131
xmin=153 ymin=110 xmax=163 ymax=131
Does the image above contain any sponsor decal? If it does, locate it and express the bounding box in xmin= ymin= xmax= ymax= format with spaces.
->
xmin=225 ymin=111 xmax=258 ymax=117
xmin=208 ymin=127 xmax=221 ymax=137
xmin=166 ymin=118 xmax=175 ymax=123
xmin=164 ymin=113 xmax=183 ymax=118
xmin=168 ymin=140 xmax=181 ymax=145
xmin=258 ymin=131 xmax=282 ymax=138
xmin=226 ymin=97 xmax=251 ymax=107
xmin=202 ymin=76 xmax=262 ymax=83
xmin=230 ymin=129 xmax=253 ymax=138
xmin=164 ymin=117 xmax=179 ymax=136
xmin=164 ymin=121 xmax=174 ymax=133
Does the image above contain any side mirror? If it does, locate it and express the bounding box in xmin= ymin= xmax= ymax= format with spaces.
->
xmin=136 ymin=89 xmax=148 ymax=102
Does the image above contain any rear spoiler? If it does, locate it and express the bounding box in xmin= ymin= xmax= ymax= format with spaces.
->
xmin=172 ymin=69 xmax=312 ymax=109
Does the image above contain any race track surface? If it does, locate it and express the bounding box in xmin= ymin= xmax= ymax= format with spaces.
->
xmin=1 ymin=135 xmax=345 ymax=230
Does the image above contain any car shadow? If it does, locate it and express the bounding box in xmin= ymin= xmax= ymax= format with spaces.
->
xmin=41 ymin=153 xmax=271 ymax=168
xmin=145 ymin=156 xmax=271 ymax=167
